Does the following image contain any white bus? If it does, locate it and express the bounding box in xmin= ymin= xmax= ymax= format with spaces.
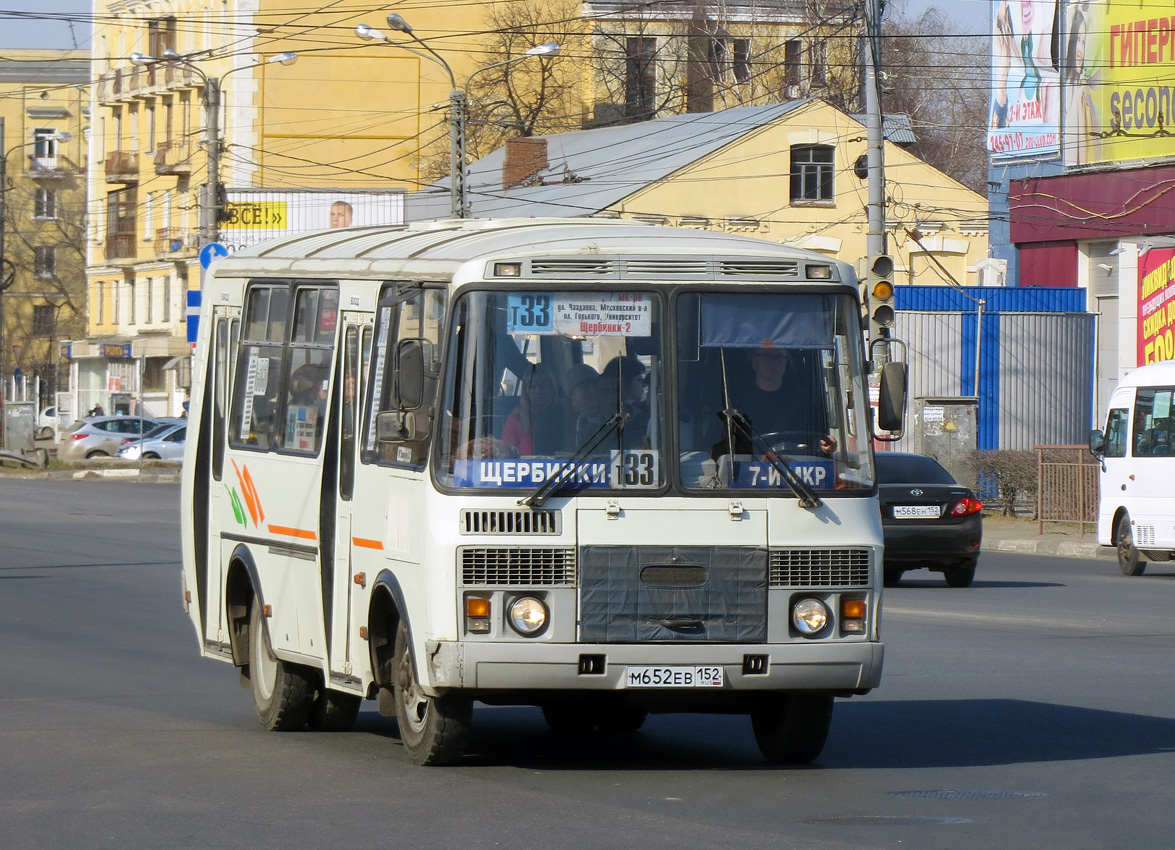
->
xmin=180 ymin=218 xmax=902 ymax=765
xmin=1090 ymin=359 xmax=1175 ymax=575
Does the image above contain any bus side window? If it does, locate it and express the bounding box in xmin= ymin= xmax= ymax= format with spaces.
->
xmin=1104 ymin=408 xmax=1128 ymax=458
xmin=230 ymin=285 xmax=288 ymax=450
xmin=340 ymin=326 xmax=359 ymax=500
xmin=367 ymin=287 xmax=446 ymax=467
xmin=212 ymin=318 xmax=229 ymax=480
xmin=281 ymin=287 xmax=339 ymax=454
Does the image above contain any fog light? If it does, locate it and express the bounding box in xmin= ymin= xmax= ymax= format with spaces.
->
xmin=792 ymin=598 xmax=830 ymax=636
xmin=508 ymin=596 xmax=548 ymax=636
xmin=465 ymin=596 xmax=491 ymax=634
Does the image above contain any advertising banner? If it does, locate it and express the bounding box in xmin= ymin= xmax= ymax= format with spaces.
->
xmin=220 ymin=190 xmax=404 ymax=253
xmin=1065 ymin=0 xmax=1175 ymax=167
xmin=989 ymin=0 xmax=1063 ymax=158
xmin=1139 ymin=247 xmax=1175 ymax=365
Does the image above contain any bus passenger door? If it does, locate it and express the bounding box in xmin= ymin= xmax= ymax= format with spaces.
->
xmin=330 ymin=323 xmax=368 ymax=683
xmin=207 ymin=307 xmax=240 ymax=647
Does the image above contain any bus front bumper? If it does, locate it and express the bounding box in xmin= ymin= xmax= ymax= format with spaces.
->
xmin=423 ymin=640 xmax=883 ymax=695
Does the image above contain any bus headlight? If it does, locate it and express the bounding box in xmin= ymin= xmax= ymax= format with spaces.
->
xmin=792 ymin=598 xmax=830 ymax=636
xmin=507 ymin=596 xmax=548 ymax=636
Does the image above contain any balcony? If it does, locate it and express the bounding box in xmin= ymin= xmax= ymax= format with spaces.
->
xmin=25 ymin=154 xmax=73 ymax=179
xmin=154 ymin=227 xmax=196 ymax=258
xmin=104 ymin=150 xmax=140 ymax=184
xmin=125 ymin=65 xmax=144 ymax=98
xmin=154 ymin=140 xmax=191 ymax=175
xmin=105 ymin=232 xmax=137 ymax=262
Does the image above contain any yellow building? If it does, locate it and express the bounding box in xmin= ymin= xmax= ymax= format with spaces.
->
xmin=407 ymin=98 xmax=989 ymax=285
xmin=0 ymin=49 xmax=89 ymax=413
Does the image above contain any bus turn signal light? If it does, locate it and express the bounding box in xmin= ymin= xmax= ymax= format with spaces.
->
xmin=466 ymin=597 xmax=491 ymax=634
xmin=841 ymin=599 xmax=866 ymax=634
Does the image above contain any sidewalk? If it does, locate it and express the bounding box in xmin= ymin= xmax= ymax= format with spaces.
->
xmin=982 ymin=515 xmax=1114 ymax=561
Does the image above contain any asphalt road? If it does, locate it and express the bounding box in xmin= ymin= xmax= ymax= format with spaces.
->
xmin=2 ymin=479 xmax=1173 ymax=850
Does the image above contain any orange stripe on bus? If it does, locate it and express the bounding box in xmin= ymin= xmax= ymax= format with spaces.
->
xmin=231 ymin=460 xmax=259 ymax=527
xmin=267 ymin=525 xmax=318 ymax=541
xmin=242 ymin=466 xmax=265 ymax=523
xmin=352 ymin=537 xmax=384 ymax=550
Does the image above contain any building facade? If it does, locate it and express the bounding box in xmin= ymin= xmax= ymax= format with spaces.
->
xmin=0 ymin=50 xmax=89 ymax=411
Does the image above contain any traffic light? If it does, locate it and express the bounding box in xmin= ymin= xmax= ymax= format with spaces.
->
xmin=866 ymin=254 xmax=895 ymax=342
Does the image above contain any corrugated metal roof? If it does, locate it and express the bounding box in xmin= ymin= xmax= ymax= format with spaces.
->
xmin=895 ymin=285 xmax=1087 ymax=312
xmin=0 ymin=58 xmax=89 ymax=84
xmin=407 ymin=100 xmax=833 ymax=221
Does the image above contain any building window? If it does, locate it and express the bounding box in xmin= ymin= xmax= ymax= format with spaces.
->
xmin=34 ymin=246 xmax=56 ymax=279
xmin=810 ymin=41 xmax=827 ymax=86
xmin=733 ymin=39 xmax=751 ymax=85
xmin=790 ymin=144 xmax=834 ymax=203
xmin=33 ymin=128 xmax=60 ymax=158
xmin=34 ymin=188 xmax=57 ymax=219
xmin=32 ymin=304 xmax=55 ymax=337
xmin=148 ymin=17 xmax=177 ymax=56
xmin=708 ymin=37 xmax=728 ymax=81
xmin=625 ymin=37 xmax=657 ymax=120
xmin=106 ymin=187 xmax=137 ymax=259
xmin=784 ymin=39 xmax=802 ymax=89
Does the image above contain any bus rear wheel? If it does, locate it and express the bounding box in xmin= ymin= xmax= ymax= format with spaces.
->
xmin=249 ymin=596 xmax=315 ymax=731
xmin=1116 ymin=513 xmax=1146 ymax=576
xmin=750 ymin=693 xmax=834 ymax=764
xmin=392 ymin=621 xmax=471 ymax=765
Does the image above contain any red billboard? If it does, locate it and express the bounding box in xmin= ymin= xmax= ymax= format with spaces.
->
xmin=1139 ymin=247 xmax=1175 ymax=365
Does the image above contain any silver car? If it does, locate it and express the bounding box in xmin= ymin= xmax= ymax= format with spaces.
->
xmin=118 ymin=423 xmax=187 ymax=461
xmin=59 ymin=416 xmax=159 ymax=461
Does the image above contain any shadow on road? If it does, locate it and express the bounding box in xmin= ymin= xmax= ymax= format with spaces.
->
xmin=344 ymin=697 xmax=1175 ymax=770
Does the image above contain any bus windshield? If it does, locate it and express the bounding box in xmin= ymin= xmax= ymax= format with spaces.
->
xmin=435 ymin=287 xmax=873 ymax=494
xmin=437 ymin=289 xmax=666 ymax=491
xmin=675 ymin=291 xmax=874 ymax=492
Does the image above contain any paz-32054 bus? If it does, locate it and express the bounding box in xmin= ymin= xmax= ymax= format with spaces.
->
xmin=181 ymin=218 xmax=902 ymax=765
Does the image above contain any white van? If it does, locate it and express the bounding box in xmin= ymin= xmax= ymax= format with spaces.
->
xmin=1090 ymin=360 xmax=1175 ymax=574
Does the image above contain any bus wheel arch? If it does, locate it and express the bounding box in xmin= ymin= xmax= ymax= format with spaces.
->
xmin=225 ymin=547 xmax=260 ymax=669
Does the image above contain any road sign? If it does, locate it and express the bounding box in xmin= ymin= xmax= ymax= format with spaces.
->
xmin=199 ymin=242 xmax=229 ymax=269
xmin=187 ymin=290 xmax=203 ymax=345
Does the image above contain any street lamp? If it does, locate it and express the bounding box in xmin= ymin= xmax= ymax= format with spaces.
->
xmin=355 ymin=16 xmax=559 ymax=219
xmin=129 ymin=51 xmax=298 ymax=247
xmin=0 ymin=126 xmax=72 ymax=390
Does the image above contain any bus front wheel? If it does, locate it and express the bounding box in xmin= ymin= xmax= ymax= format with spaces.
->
xmin=249 ymin=597 xmax=315 ymax=730
xmin=750 ymin=693 xmax=834 ymax=764
xmin=1116 ymin=513 xmax=1146 ymax=576
xmin=392 ymin=621 xmax=471 ymax=765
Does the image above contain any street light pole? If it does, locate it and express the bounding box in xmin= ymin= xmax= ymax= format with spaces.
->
xmin=356 ymin=17 xmax=559 ymax=220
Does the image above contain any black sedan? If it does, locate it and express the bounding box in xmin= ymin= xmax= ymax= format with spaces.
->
xmin=876 ymin=452 xmax=983 ymax=587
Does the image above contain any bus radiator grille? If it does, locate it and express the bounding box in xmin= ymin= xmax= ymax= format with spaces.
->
xmin=460 ymin=509 xmax=562 ymax=535
xmin=769 ymin=549 xmax=871 ymax=587
xmin=460 ymin=547 xmax=577 ymax=586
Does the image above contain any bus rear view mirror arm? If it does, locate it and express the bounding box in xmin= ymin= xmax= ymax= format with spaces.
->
xmin=376 ymin=410 xmax=417 ymax=442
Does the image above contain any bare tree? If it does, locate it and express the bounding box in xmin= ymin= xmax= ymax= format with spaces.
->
xmin=881 ymin=2 xmax=990 ymax=192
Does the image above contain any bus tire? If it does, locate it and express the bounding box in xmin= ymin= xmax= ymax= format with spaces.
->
xmin=751 ymin=693 xmax=834 ymax=764
xmin=308 ymin=689 xmax=362 ymax=732
xmin=249 ymin=597 xmax=315 ymax=731
xmin=595 ymin=705 xmax=648 ymax=734
xmin=392 ymin=620 xmax=471 ymax=765
xmin=541 ymin=703 xmax=596 ymax=734
xmin=1116 ymin=513 xmax=1146 ymax=576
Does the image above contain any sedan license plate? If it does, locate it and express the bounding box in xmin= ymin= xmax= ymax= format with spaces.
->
xmin=893 ymin=505 xmax=941 ymax=519
xmin=625 ymin=666 xmax=724 ymax=688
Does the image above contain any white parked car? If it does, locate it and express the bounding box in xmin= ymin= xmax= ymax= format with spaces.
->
xmin=118 ymin=423 xmax=187 ymax=461
xmin=37 ymin=406 xmax=57 ymax=439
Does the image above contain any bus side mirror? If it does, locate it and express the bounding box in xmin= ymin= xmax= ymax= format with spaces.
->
xmin=1089 ymin=429 xmax=1105 ymax=458
xmin=877 ymin=360 xmax=908 ymax=434
xmin=395 ymin=339 xmax=426 ymax=409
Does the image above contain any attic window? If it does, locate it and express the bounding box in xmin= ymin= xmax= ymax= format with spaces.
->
xmin=790 ymin=144 xmax=834 ymax=203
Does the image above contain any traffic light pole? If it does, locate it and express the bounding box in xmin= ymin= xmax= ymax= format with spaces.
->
xmin=864 ymin=0 xmax=886 ymax=260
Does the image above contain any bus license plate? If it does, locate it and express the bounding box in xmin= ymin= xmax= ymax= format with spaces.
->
xmin=625 ymin=666 xmax=724 ymax=688
xmin=893 ymin=505 xmax=941 ymax=519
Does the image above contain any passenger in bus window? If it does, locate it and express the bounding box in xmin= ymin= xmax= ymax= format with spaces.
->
xmin=501 ymin=366 xmax=566 ymax=456
xmin=566 ymin=364 xmax=602 ymax=444
xmin=598 ymin=355 xmax=650 ymax=449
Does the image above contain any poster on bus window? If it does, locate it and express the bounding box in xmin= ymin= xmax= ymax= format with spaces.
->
xmin=1139 ymin=247 xmax=1175 ymax=365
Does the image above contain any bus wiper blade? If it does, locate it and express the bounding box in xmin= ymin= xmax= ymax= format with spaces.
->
xmin=518 ymin=412 xmax=629 ymax=509
xmin=719 ymin=408 xmax=823 ymax=509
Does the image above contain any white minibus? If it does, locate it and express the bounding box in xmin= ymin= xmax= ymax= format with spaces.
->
xmin=180 ymin=218 xmax=901 ymax=764
xmin=1090 ymin=359 xmax=1175 ymax=574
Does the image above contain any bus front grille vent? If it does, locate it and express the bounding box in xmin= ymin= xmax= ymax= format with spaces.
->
xmin=460 ymin=509 xmax=562 ymax=535
xmin=770 ymin=549 xmax=871 ymax=587
xmin=530 ymin=259 xmax=615 ymax=277
xmin=460 ymin=547 xmax=577 ymax=586
xmin=720 ymin=260 xmax=800 ymax=278
xmin=625 ymin=260 xmax=709 ymax=276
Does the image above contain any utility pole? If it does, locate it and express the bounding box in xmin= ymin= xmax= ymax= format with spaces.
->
xmin=864 ymin=0 xmax=886 ymax=260
xmin=200 ymin=76 xmax=222 ymax=247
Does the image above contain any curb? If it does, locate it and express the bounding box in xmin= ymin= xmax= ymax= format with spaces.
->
xmin=1 ymin=469 xmax=181 ymax=483
xmin=992 ymin=537 xmax=1115 ymax=560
